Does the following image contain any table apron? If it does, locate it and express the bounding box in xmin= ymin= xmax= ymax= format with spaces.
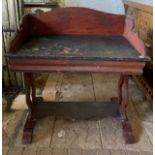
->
xmin=8 ymin=59 xmax=145 ymax=74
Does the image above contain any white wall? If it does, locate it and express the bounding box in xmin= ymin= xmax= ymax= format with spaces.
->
xmin=64 ymin=0 xmax=125 ymax=15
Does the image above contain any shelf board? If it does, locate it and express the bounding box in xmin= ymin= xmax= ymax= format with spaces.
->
xmin=24 ymin=2 xmax=58 ymax=8
xmin=123 ymin=0 xmax=153 ymax=14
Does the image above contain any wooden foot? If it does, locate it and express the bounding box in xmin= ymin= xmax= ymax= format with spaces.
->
xmin=118 ymin=75 xmax=134 ymax=144
xmin=22 ymin=113 xmax=36 ymax=144
xmin=23 ymin=128 xmax=33 ymax=144
xmin=121 ymin=119 xmax=134 ymax=144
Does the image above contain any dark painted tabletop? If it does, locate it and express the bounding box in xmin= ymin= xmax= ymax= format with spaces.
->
xmin=8 ymin=35 xmax=148 ymax=61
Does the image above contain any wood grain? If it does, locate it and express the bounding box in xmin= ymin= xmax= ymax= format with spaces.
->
xmin=123 ymin=0 xmax=153 ymax=14
xmin=29 ymin=7 xmax=125 ymax=35
xmin=8 ymin=59 xmax=145 ymax=74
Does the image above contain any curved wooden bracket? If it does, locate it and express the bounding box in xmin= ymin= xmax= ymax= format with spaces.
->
xmin=118 ymin=75 xmax=134 ymax=143
xmin=23 ymin=73 xmax=36 ymax=144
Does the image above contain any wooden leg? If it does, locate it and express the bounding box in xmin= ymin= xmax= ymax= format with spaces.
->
xmin=30 ymin=74 xmax=36 ymax=105
xmin=118 ymin=75 xmax=134 ymax=144
xmin=22 ymin=73 xmax=36 ymax=144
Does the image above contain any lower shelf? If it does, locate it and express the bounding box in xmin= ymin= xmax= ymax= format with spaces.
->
xmin=33 ymin=97 xmax=119 ymax=119
xmin=22 ymin=97 xmax=134 ymax=145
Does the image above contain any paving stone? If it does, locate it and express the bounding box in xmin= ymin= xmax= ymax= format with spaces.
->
xmin=110 ymin=150 xmax=126 ymax=155
xmin=51 ymin=119 xmax=102 ymax=149
xmin=8 ymin=147 xmax=24 ymax=155
xmin=52 ymin=148 xmax=68 ymax=155
xmin=22 ymin=148 xmax=37 ymax=155
xmin=69 ymin=149 xmax=82 ymax=155
xmin=59 ymin=73 xmax=95 ymax=101
xmin=39 ymin=148 xmax=52 ymax=155
xmin=82 ymin=149 xmax=98 ymax=155
xmin=99 ymin=117 xmax=125 ymax=150
xmin=92 ymin=73 xmax=118 ymax=101
xmin=97 ymin=149 xmax=111 ymax=155
xmin=15 ymin=116 xmax=55 ymax=148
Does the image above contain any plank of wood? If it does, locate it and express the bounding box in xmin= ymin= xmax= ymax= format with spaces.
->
xmin=125 ymin=102 xmax=152 ymax=152
xmin=143 ymin=122 xmax=153 ymax=145
xmin=14 ymin=116 xmax=55 ymax=148
xmin=58 ymin=73 xmax=95 ymax=102
xmin=126 ymin=150 xmax=140 ymax=155
xmin=82 ymin=149 xmax=98 ymax=155
xmin=140 ymin=151 xmax=153 ymax=155
xmin=52 ymin=148 xmax=68 ymax=155
xmin=99 ymin=118 xmax=125 ymax=150
xmin=3 ymin=129 xmax=10 ymax=145
xmin=69 ymin=149 xmax=82 ymax=155
xmin=110 ymin=150 xmax=126 ymax=155
xmin=2 ymin=146 xmax=9 ymax=155
xmin=22 ymin=148 xmax=37 ymax=155
xmin=39 ymin=148 xmax=52 ymax=155
xmin=50 ymin=119 xmax=102 ymax=149
xmin=123 ymin=0 xmax=153 ymax=14
xmin=3 ymin=110 xmax=26 ymax=146
xmin=42 ymin=73 xmax=63 ymax=101
xmin=92 ymin=73 xmax=118 ymax=101
xmin=97 ymin=149 xmax=111 ymax=155
xmin=9 ymin=36 xmax=145 ymax=61
xmin=8 ymin=147 xmax=24 ymax=155
xmin=133 ymin=100 xmax=153 ymax=123
xmin=29 ymin=8 xmax=125 ymax=35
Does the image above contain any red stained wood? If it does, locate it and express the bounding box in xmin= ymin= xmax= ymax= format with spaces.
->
xmin=7 ymin=7 xmax=148 ymax=145
xmin=10 ymin=15 xmax=30 ymax=52
xmin=8 ymin=59 xmax=145 ymax=66
xmin=123 ymin=15 xmax=145 ymax=55
xmin=29 ymin=7 xmax=125 ymax=35
xmin=8 ymin=59 xmax=145 ymax=74
xmin=9 ymin=65 xmax=144 ymax=74
xmin=118 ymin=75 xmax=134 ymax=143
